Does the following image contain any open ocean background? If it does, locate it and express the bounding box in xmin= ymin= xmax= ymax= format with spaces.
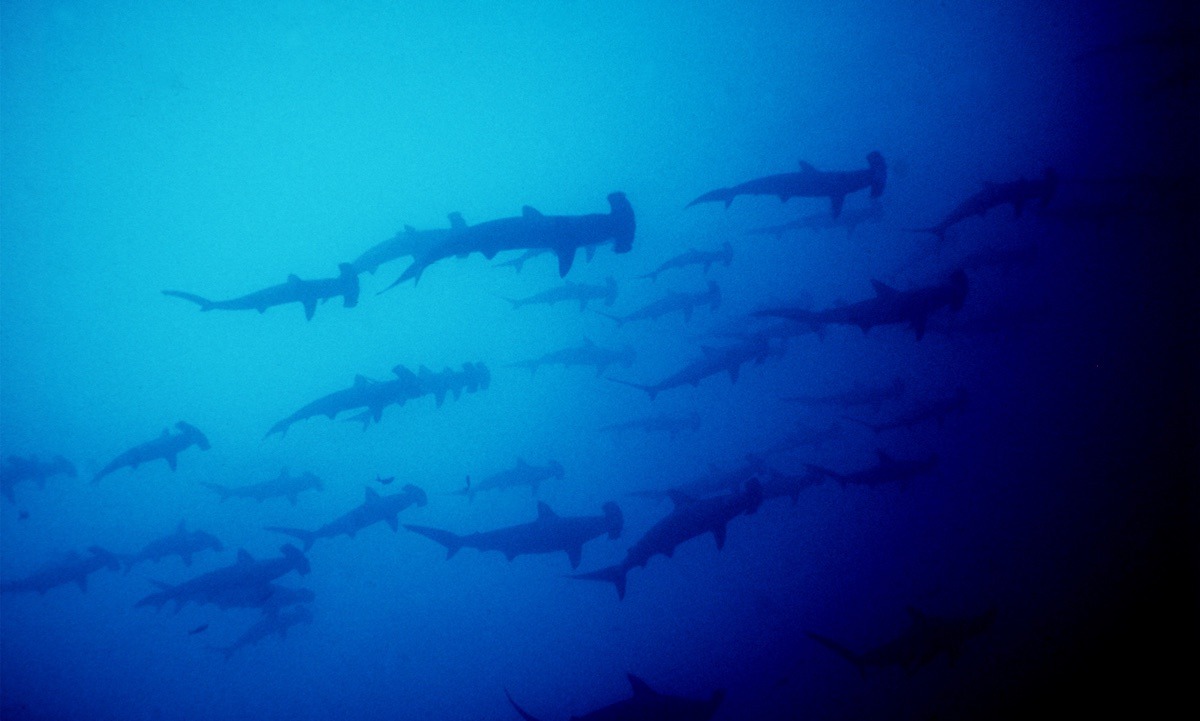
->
xmin=1 ymin=2 xmax=1195 ymax=719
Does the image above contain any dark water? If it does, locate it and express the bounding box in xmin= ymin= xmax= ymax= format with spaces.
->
xmin=1 ymin=2 xmax=1195 ymax=720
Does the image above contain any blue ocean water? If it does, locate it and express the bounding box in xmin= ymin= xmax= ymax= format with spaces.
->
xmin=1 ymin=1 xmax=1195 ymax=719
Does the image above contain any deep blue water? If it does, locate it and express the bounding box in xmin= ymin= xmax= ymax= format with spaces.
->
xmin=1 ymin=2 xmax=1195 ymax=720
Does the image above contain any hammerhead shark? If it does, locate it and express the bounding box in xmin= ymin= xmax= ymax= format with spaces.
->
xmin=405 ymin=501 xmax=623 ymax=569
xmin=350 ymin=212 xmax=466 ymax=274
xmin=1 ymin=454 xmax=76 ymax=502
xmin=265 ymin=484 xmax=427 ymax=551
xmin=135 ymin=544 xmax=309 ymax=612
xmin=630 ymin=454 xmax=771 ymax=501
xmin=385 ymin=192 xmax=636 ymax=286
xmin=163 ymin=263 xmax=360 ymax=321
xmin=608 ymin=335 xmax=773 ymax=400
xmin=909 ymin=168 xmax=1058 ymax=240
xmin=202 ymin=468 xmax=325 ymax=506
xmin=209 ymin=604 xmax=313 ymax=661
xmin=746 ymin=201 xmax=884 ymax=238
xmin=1 ymin=547 xmax=121 ymax=594
xmin=845 ymin=387 xmax=969 ymax=434
xmin=637 ymin=242 xmax=733 ymax=281
xmin=807 ymin=606 xmax=997 ymax=678
xmin=755 ymin=270 xmax=969 ymax=341
xmin=504 ymin=277 xmax=618 ymax=311
xmin=507 ymin=339 xmax=636 ymax=377
xmin=781 ymin=377 xmax=905 ymax=410
xmin=120 ymin=520 xmax=224 ymax=573
xmin=688 ymin=151 xmax=887 ymax=218
xmin=452 ymin=459 xmax=566 ymax=502
xmin=597 ymin=281 xmax=721 ymax=325
xmin=265 ymin=368 xmax=423 ymax=436
xmin=806 ymin=450 xmax=939 ymax=490
xmin=92 ymin=422 xmax=210 ymax=484
xmin=573 ymin=478 xmax=763 ymax=600
xmin=598 ymin=411 xmax=702 ymax=439
xmin=505 ymin=674 xmax=725 ymax=721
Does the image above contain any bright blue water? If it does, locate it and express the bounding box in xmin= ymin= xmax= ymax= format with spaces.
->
xmin=1 ymin=2 xmax=1194 ymax=720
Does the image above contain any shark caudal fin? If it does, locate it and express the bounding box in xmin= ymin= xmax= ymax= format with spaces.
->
xmin=867 ymin=151 xmax=888 ymax=198
xmin=404 ymin=524 xmax=465 ymax=560
xmin=504 ymin=690 xmax=549 ymax=721
xmin=162 ymin=290 xmax=215 ymax=311
xmin=572 ymin=563 xmax=629 ymax=600
xmin=606 ymin=377 xmax=658 ymax=401
xmin=263 ymin=527 xmax=317 ymax=552
xmin=806 ymin=631 xmax=868 ymax=679
xmin=686 ymin=187 xmax=735 ymax=209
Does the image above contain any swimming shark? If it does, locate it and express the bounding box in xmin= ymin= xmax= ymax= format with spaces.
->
xmin=350 ymin=212 xmax=466 ymax=275
xmin=163 ymin=263 xmax=360 ymax=321
xmin=924 ymin=302 xmax=1050 ymax=338
xmin=0 ymin=546 xmax=121 ymax=594
xmin=598 ymin=411 xmax=702 ymax=439
xmin=507 ymin=339 xmax=636 ymax=377
xmin=405 ymin=501 xmax=623 ymax=569
xmin=206 ymin=583 xmax=315 ymax=615
xmin=761 ymin=420 xmax=845 ymax=456
xmin=597 ymin=281 xmax=721 ymax=326
xmin=134 ymin=544 xmax=310 ymax=612
xmin=608 ymin=334 xmax=773 ymax=400
xmin=807 ymin=606 xmax=997 ymax=678
xmin=504 ymin=277 xmax=618 ymax=311
xmin=265 ymin=484 xmax=427 ymax=551
xmin=386 ymin=192 xmax=636 ymax=286
xmin=209 ymin=604 xmax=313 ymax=661
xmin=452 ymin=459 xmax=566 ymax=502
xmin=265 ymin=366 xmax=426 ymax=437
xmin=631 ymin=454 xmax=771 ymax=502
xmin=760 ymin=469 xmax=826 ymax=504
xmin=505 ymin=674 xmax=725 ymax=721
xmin=201 ymin=468 xmax=325 ymax=506
xmin=755 ymin=270 xmax=969 ymax=341
xmin=494 ymin=239 xmax=615 ymax=273
xmin=92 ymin=422 xmax=211 ymax=484
xmin=1 ymin=454 xmax=76 ymax=503
xmin=687 ymin=151 xmax=887 ymax=218
xmin=844 ymin=387 xmax=969 ymax=434
xmin=780 ymin=377 xmax=905 ymax=410
xmin=120 ymin=520 xmax=224 ymax=573
xmin=574 ymin=478 xmax=763 ymax=600
xmin=909 ymin=169 xmax=1058 ymax=240
xmin=416 ymin=362 xmax=492 ymax=407
xmin=745 ymin=201 xmax=884 ymax=238
xmin=806 ymin=450 xmax=939 ymax=490
xmin=637 ymin=242 xmax=733 ymax=282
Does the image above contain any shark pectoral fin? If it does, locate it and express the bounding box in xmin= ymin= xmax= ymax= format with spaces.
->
xmin=166 ymin=455 xmax=178 ymax=471
xmin=566 ymin=545 xmax=582 ymax=569
xmin=712 ymin=523 xmax=728 ymax=550
xmin=302 ymin=299 xmax=316 ymax=321
xmin=555 ymin=246 xmax=577 ymax=277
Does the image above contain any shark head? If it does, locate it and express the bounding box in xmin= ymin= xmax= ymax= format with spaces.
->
xmin=866 ymin=151 xmax=888 ymax=197
xmin=404 ymin=483 xmax=429 ymax=507
xmin=338 ymin=263 xmax=361 ymax=308
xmin=601 ymin=501 xmax=624 ymax=540
xmin=303 ymin=472 xmax=325 ymax=491
xmin=175 ymin=422 xmax=211 ymax=451
xmin=280 ymin=544 xmax=310 ymax=575
xmin=607 ymin=192 xmax=636 ymax=253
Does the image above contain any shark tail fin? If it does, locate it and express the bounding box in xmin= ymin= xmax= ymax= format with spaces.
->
xmin=806 ymin=631 xmax=867 ymax=679
xmin=404 ymin=524 xmax=465 ymax=560
xmin=686 ymin=187 xmax=735 ymax=209
xmin=263 ymin=527 xmax=316 ymax=553
xmin=161 ymin=290 xmax=215 ymax=311
xmin=504 ymin=690 xmax=549 ymax=721
xmin=572 ymin=563 xmax=629 ymax=600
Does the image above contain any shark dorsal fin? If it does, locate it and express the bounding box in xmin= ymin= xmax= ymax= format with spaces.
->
xmin=536 ymin=502 xmax=557 ymax=520
xmin=447 ymin=212 xmax=465 ymax=230
xmin=876 ymin=450 xmax=895 ymax=465
xmin=871 ymin=279 xmax=898 ymax=297
xmin=404 ymin=225 xmax=417 ymax=234
xmin=668 ymin=490 xmax=696 ymax=508
xmin=161 ymin=428 xmax=171 ymax=437
xmin=392 ymin=365 xmax=416 ymax=381
xmin=237 ymin=549 xmax=254 ymax=565
xmin=353 ymin=374 xmax=370 ymax=388
xmin=798 ymin=161 xmax=818 ymax=173
xmin=287 ymin=274 xmax=302 ymax=285
xmin=522 ymin=205 xmax=542 ymax=219
xmin=627 ymin=674 xmax=656 ymax=698
xmin=364 ymin=487 xmax=380 ymax=504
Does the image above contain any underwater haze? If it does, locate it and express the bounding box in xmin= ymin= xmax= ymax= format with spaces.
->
xmin=1 ymin=1 xmax=1195 ymax=719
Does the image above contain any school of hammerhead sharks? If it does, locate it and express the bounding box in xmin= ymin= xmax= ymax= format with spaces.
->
xmin=5 ymin=148 xmax=1070 ymax=717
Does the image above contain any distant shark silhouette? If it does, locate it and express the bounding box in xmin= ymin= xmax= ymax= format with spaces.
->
xmin=451 ymin=459 xmax=566 ymax=502
xmin=406 ymin=501 xmax=623 ymax=569
xmin=781 ymin=377 xmax=905 ymax=410
xmin=350 ymin=212 xmax=466 ymax=275
xmin=844 ymin=387 xmax=969 ymax=433
xmin=688 ymin=151 xmax=887 ymax=218
xmin=574 ymin=479 xmax=763 ymax=600
xmin=608 ymin=335 xmax=773 ymax=400
xmin=504 ymin=277 xmax=618 ymax=311
xmin=746 ymin=201 xmax=884 ymax=238
xmin=507 ymin=339 xmax=636 ymax=377
xmin=807 ymin=606 xmax=997 ymax=678
xmin=120 ymin=520 xmax=224 ymax=573
xmin=135 ymin=544 xmax=309 ymax=612
xmin=266 ymin=484 xmax=427 ymax=551
xmin=202 ymin=468 xmax=324 ymax=506
xmin=597 ymin=280 xmax=721 ymax=325
xmin=806 ymin=450 xmax=939 ymax=490
xmin=755 ymin=271 xmax=968 ymax=341
xmin=209 ymin=605 xmax=313 ymax=661
xmin=0 ymin=546 xmax=120 ymax=594
xmin=163 ymin=263 xmax=359 ymax=321
xmin=637 ymin=242 xmax=733 ymax=282
xmin=386 ymin=192 xmax=635 ymax=286
xmin=505 ymin=674 xmax=724 ymax=721
xmin=92 ymin=422 xmax=210 ymax=484
xmin=1 ymin=454 xmax=76 ymax=503
xmin=909 ymin=169 xmax=1057 ymax=240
